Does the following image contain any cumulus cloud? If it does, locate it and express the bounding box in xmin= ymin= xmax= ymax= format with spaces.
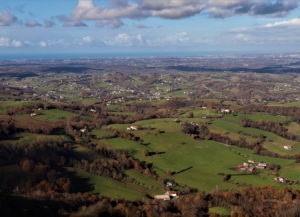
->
xmin=264 ymin=17 xmax=300 ymax=27
xmin=136 ymin=24 xmax=148 ymax=29
xmin=63 ymin=20 xmax=87 ymax=27
xmin=0 ymin=37 xmax=22 ymax=47
xmin=223 ymin=17 xmax=300 ymax=46
xmin=146 ymin=32 xmax=190 ymax=46
xmin=11 ymin=40 xmax=22 ymax=47
xmin=95 ymin=19 xmax=123 ymax=28
xmin=104 ymin=33 xmax=143 ymax=46
xmin=68 ymin=0 xmax=300 ymax=26
xmin=25 ymin=20 xmax=41 ymax=27
xmin=56 ymin=15 xmax=88 ymax=27
xmin=141 ymin=0 xmax=206 ymax=19
xmin=44 ymin=20 xmax=55 ymax=28
xmin=0 ymin=37 xmax=10 ymax=47
xmin=208 ymin=0 xmax=300 ymax=18
xmin=39 ymin=41 xmax=47 ymax=47
xmin=0 ymin=10 xmax=17 ymax=26
xmin=72 ymin=0 xmax=145 ymax=20
xmin=82 ymin=36 xmax=93 ymax=43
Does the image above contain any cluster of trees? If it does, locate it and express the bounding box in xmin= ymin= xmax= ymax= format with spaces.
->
xmin=241 ymin=118 xmax=300 ymax=141
xmin=181 ymin=122 xmax=277 ymax=157
xmin=0 ymin=140 xmax=72 ymax=193
xmin=240 ymin=105 xmax=300 ymax=119
xmin=0 ymin=114 xmax=65 ymax=136
xmin=71 ymin=146 xmax=155 ymax=181
xmin=3 ymin=185 xmax=300 ymax=217
xmin=107 ymin=127 xmax=142 ymax=143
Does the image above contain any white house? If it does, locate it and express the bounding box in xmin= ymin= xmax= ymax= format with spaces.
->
xmin=165 ymin=191 xmax=177 ymax=197
xmin=80 ymin=128 xmax=88 ymax=133
xmin=248 ymin=159 xmax=255 ymax=164
xmin=154 ymin=195 xmax=170 ymax=200
xmin=127 ymin=125 xmax=139 ymax=131
xmin=256 ymin=163 xmax=267 ymax=169
xmin=274 ymin=177 xmax=285 ymax=183
xmin=30 ymin=113 xmax=37 ymax=117
xmin=221 ymin=109 xmax=231 ymax=113
xmin=90 ymin=108 xmax=97 ymax=113
xmin=166 ymin=182 xmax=174 ymax=187
xmin=284 ymin=145 xmax=293 ymax=150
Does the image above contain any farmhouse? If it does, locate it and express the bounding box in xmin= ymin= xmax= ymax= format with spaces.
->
xmin=283 ymin=145 xmax=293 ymax=150
xmin=80 ymin=128 xmax=88 ymax=133
xmin=256 ymin=162 xmax=267 ymax=169
xmin=154 ymin=195 xmax=170 ymax=200
xmin=274 ymin=177 xmax=285 ymax=183
xmin=127 ymin=125 xmax=140 ymax=131
xmin=236 ymin=165 xmax=247 ymax=171
xmin=248 ymin=159 xmax=255 ymax=164
xmin=221 ymin=108 xmax=231 ymax=113
xmin=165 ymin=191 xmax=177 ymax=197
xmin=30 ymin=112 xmax=37 ymax=117
xmin=235 ymin=163 xmax=256 ymax=173
xmin=247 ymin=166 xmax=255 ymax=173
xmin=90 ymin=108 xmax=97 ymax=113
xmin=166 ymin=181 xmax=174 ymax=187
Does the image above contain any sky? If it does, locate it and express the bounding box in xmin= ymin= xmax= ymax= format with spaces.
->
xmin=1 ymin=0 xmax=300 ymax=57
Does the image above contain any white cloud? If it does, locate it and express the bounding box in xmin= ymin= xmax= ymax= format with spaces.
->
xmin=0 ymin=37 xmax=22 ymax=47
xmin=11 ymin=40 xmax=22 ymax=47
xmin=95 ymin=19 xmax=124 ymax=28
xmin=104 ymin=33 xmax=143 ymax=46
xmin=165 ymin=32 xmax=190 ymax=43
xmin=67 ymin=0 xmax=300 ymax=27
xmin=25 ymin=20 xmax=42 ymax=27
xmin=265 ymin=17 xmax=300 ymax=28
xmin=0 ymin=37 xmax=10 ymax=47
xmin=40 ymin=41 xmax=47 ymax=47
xmin=0 ymin=11 xmax=17 ymax=26
xmin=82 ymin=36 xmax=93 ymax=43
xmin=72 ymin=0 xmax=144 ymax=21
xmin=44 ymin=20 xmax=55 ymax=28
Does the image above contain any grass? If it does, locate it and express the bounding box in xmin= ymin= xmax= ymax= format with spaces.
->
xmin=0 ymin=132 xmax=72 ymax=146
xmin=180 ymin=109 xmax=221 ymax=118
xmin=73 ymin=145 xmax=99 ymax=161
xmin=66 ymin=168 xmax=146 ymax=201
xmin=125 ymin=170 xmax=164 ymax=195
xmin=211 ymin=119 xmax=300 ymax=156
xmin=287 ymin=122 xmax=300 ymax=135
xmin=0 ymin=100 xmax=33 ymax=114
xmin=34 ymin=109 xmax=78 ymax=121
xmin=90 ymin=128 xmax=115 ymax=139
xmin=106 ymin=117 xmax=299 ymax=193
xmin=223 ymin=113 xmax=290 ymax=123
xmin=209 ymin=207 xmax=231 ymax=216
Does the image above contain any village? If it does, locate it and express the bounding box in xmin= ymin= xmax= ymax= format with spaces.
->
xmin=235 ymin=159 xmax=267 ymax=173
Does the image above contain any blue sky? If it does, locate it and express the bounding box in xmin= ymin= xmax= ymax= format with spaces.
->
xmin=1 ymin=0 xmax=300 ymax=56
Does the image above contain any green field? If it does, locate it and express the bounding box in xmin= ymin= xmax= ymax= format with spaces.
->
xmin=209 ymin=207 xmax=231 ymax=216
xmin=34 ymin=109 xmax=78 ymax=121
xmin=106 ymin=118 xmax=298 ymax=193
xmin=0 ymin=132 xmax=72 ymax=146
xmin=223 ymin=113 xmax=290 ymax=123
xmin=211 ymin=119 xmax=300 ymax=156
xmin=67 ymin=168 xmax=147 ymax=201
xmin=0 ymin=101 xmax=34 ymax=114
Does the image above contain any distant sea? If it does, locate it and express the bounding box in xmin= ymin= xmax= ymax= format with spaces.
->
xmin=0 ymin=52 xmax=238 ymax=61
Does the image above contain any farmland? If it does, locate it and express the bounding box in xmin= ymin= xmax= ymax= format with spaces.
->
xmin=2 ymin=56 xmax=300 ymax=216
